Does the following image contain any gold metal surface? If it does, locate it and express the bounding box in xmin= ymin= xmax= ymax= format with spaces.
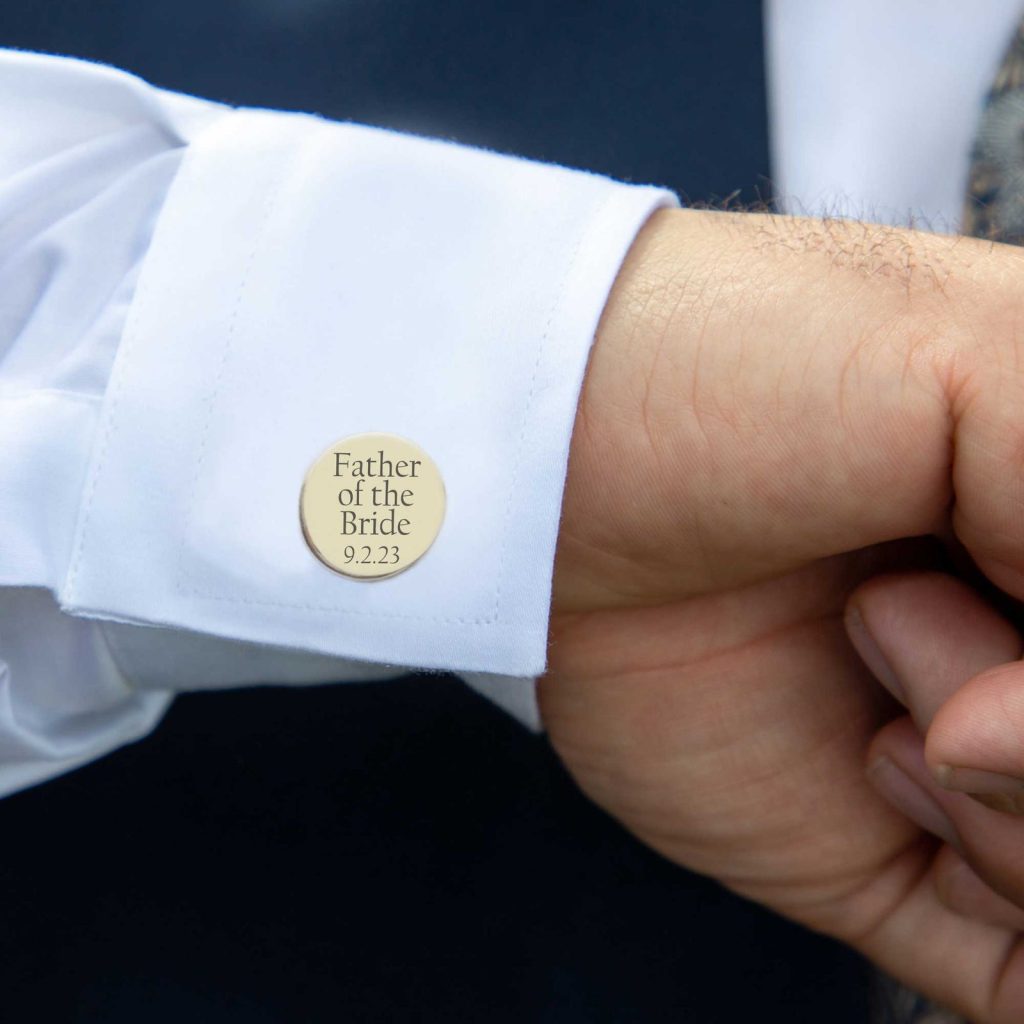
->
xmin=300 ymin=433 xmax=446 ymax=580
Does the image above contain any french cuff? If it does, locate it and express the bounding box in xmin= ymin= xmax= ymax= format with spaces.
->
xmin=60 ymin=107 xmax=677 ymax=680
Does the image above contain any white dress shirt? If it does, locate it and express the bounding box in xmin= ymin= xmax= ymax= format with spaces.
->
xmin=3 ymin=0 xmax=1023 ymax=798
xmin=0 ymin=47 xmax=676 ymax=795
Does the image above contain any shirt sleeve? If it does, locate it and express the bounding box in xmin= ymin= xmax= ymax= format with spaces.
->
xmin=0 ymin=48 xmax=677 ymax=795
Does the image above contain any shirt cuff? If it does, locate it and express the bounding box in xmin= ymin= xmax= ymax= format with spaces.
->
xmin=59 ymin=105 xmax=677 ymax=680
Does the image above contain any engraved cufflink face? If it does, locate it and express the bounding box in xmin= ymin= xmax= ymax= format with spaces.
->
xmin=300 ymin=433 xmax=446 ymax=580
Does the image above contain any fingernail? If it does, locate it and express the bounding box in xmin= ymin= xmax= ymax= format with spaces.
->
xmin=868 ymin=755 xmax=960 ymax=848
xmin=935 ymin=764 xmax=1024 ymax=815
xmin=970 ymin=792 xmax=1024 ymax=815
xmin=845 ymin=606 xmax=905 ymax=702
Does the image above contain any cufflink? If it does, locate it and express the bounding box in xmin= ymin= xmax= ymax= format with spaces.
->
xmin=299 ymin=433 xmax=445 ymax=579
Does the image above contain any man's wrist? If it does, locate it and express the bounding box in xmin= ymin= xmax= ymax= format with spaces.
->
xmin=552 ymin=207 xmax=1010 ymax=619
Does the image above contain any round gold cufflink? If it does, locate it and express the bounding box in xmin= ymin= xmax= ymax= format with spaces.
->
xmin=299 ymin=432 xmax=446 ymax=580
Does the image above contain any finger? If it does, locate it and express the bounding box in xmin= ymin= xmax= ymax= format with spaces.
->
xmin=856 ymin=853 xmax=1024 ymax=1024
xmin=862 ymin=723 xmax=1024 ymax=1020
xmin=844 ymin=571 xmax=1021 ymax=727
xmin=867 ymin=718 xmax=961 ymax=849
xmin=934 ymin=844 xmax=1024 ymax=932
xmin=928 ymin=662 xmax=1024 ymax=801
xmin=872 ymin=717 xmax=1024 ymax=912
xmin=842 ymin=760 xmax=1024 ymax=1024
xmin=843 ymin=570 xmax=1024 ymax=805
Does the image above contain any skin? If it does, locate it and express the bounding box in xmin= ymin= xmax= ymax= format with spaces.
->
xmin=541 ymin=207 xmax=1024 ymax=1021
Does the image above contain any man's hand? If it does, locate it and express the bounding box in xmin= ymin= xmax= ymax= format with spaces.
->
xmin=542 ymin=207 xmax=1024 ymax=1021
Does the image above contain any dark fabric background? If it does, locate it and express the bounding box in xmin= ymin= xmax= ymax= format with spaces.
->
xmin=3 ymin=2 xmax=871 ymax=1020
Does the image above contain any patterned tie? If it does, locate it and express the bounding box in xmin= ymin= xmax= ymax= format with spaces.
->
xmin=964 ymin=18 xmax=1024 ymax=243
